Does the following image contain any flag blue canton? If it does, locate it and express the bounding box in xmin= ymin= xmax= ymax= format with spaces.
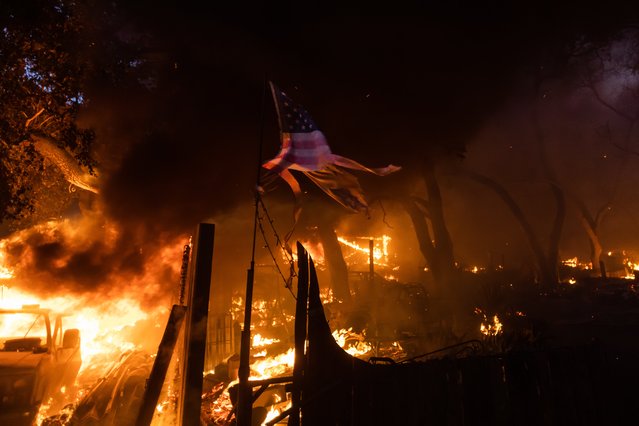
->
xmin=273 ymin=88 xmax=319 ymax=133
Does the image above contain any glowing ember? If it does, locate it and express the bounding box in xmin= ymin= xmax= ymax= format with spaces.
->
xmin=320 ymin=287 xmax=335 ymax=304
xmin=465 ymin=265 xmax=485 ymax=274
xmin=562 ymin=257 xmax=579 ymax=268
xmin=561 ymin=256 xmax=592 ymax=270
xmin=202 ymin=382 xmax=235 ymax=424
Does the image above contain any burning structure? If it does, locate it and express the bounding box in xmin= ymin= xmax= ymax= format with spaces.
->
xmin=4 ymin=2 xmax=639 ymax=425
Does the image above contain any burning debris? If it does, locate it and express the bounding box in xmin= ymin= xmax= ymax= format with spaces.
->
xmin=0 ymin=212 xmax=188 ymax=425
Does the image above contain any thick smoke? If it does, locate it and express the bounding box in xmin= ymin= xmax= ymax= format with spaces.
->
xmin=6 ymin=9 xmax=639 ymax=307
xmin=1 ymin=209 xmax=184 ymax=309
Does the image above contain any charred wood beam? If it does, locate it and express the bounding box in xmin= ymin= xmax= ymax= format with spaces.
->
xmin=236 ymin=264 xmax=255 ymax=426
xmin=135 ymin=305 xmax=187 ymax=426
xmin=290 ymin=242 xmax=309 ymax=426
xmin=251 ymin=384 xmax=270 ymax=404
xmin=248 ymin=376 xmax=294 ymax=387
xmin=265 ymin=406 xmax=295 ymax=426
xmin=264 ymin=380 xmax=343 ymax=426
xmin=399 ymin=339 xmax=483 ymax=363
xmin=180 ymin=223 xmax=215 ymax=426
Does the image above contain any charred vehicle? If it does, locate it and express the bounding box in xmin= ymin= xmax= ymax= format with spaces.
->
xmin=0 ymin=305 xmax=81 ymax=426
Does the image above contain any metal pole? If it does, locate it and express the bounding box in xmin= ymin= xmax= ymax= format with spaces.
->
xmin=369 ymin=239 xmax=379 ymax=356
xmin=237 ymin=75 xmax=269 ymax=426
xmin=236 ymin=265 xmax=255 ymax=426
xmin=369 ymin=239 xmax=374 ymax=282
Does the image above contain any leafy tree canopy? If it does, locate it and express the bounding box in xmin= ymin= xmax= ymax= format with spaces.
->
xmin=0 ymin=0 xmax=147 ymax=224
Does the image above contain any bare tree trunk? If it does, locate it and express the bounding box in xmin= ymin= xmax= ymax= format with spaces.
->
xmin=317 ymin=223 xmax=351 ymax=303
xmin=402 ymin=197 xmax=438 ymax=287
xmin=402 ymin=159 xmax=456 ymax=298
xmin=465 ymin=171 xmax=556 ymax=286
xmin=421 ymin=159 xmax=456 ymax=288
xmin=545 ymin=182 xmax=564 ymax=286
xmin=574 ymin=200 xmax=610 ymax=273
xmin=532 ymin=75 xmax=565 ymax=288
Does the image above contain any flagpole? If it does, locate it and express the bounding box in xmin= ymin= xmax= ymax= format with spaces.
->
xmin=236 ymin=75 xmax=268 ymax=426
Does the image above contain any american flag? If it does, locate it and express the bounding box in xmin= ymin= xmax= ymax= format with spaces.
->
xmin=263 ymin=83 xmax=332 ymax=173
xmin=263 ymin=82 xmax=400 ymax=213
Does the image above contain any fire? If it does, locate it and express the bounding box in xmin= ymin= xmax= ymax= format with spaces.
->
xmin=561 ymin=257 xmax=592 ymax=270
xmin=0 ymin=241 xmax=14 ymax=280
xmin=287 ymin=240 xmax=325 ymax=266
xmin=320 ymin=287 xmax=336 ymax=304
xmin=624 ymin=259 xmax=639 ymax=279
xmin=263 ymin=399 xmax=292 ymax=425
xmin=332 ymin=328 xmax=373 ymax=357
xmin=562 ymin=257 xmax=578 ymax=268
xmin=0 ymin=214 xmax=190 ymax=424
xmin=465 ymin=265 xmax=485 ymax=274
xmin=252 ymin=333 xmax=280 ymax=348
xmin=0 ymin=286 xmax=163 ymax=375
xmin=249 ymin=348 xmax=295 ymax=380
xmin=202 ymin=382 xmax=234 ymax=423
xmin=475 ymin=308 xmax=503 ymax=337
xmin=337 ymin=235 xmax=391 ymax=267
xmin=480 ymin=315 xmax=503 ymax=337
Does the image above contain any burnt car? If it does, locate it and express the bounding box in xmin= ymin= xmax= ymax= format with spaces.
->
xmin=0 ymin=305 xmax=81 ymax=425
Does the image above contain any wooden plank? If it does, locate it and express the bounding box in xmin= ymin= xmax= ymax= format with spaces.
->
xmin=180 ymin=223 xmax=215 ymax=426
xmin=135 ymin=304 xmax=187 ymax=426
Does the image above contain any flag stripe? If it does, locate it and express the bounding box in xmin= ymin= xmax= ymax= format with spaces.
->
xmin=263 ymin=81 xmax=400 ymax=215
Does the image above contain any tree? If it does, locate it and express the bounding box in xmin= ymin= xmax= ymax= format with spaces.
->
xmin=402 ymin=158 xmax=457 ymax=298
xmin=0 ymin=0 xmax=146 ymax=224
xmin=1 ymin=1 xmax=92 ymax=220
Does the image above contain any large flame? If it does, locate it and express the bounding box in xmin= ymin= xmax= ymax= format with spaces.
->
xmin=0 ymin=284 xmax=167 ymax=376
xmin=0 ymin=215 xmax=188 ymax=424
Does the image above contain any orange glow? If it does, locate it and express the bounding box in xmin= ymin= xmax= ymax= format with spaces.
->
xmin=252 ymin=333 xmax=280 ymax=348
xmin=249 ymin=347 xmax=295 ymax=380
xmin=332 ymin=328 xmax=373 ymax=357
xmin=0 ymin=286 xmax=162 ymax=374
xmin=0 ymin=215 xmax=188 ymax=423
xmin=337 ymin=234 xmax=391 ymax=268
xmin=561 ymin=256 xmax=592 ymax=270
xmin=480 ymin=315 xmax=503 ymax=337
xmin=475 ymin=308 xmax=503 ymax=337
